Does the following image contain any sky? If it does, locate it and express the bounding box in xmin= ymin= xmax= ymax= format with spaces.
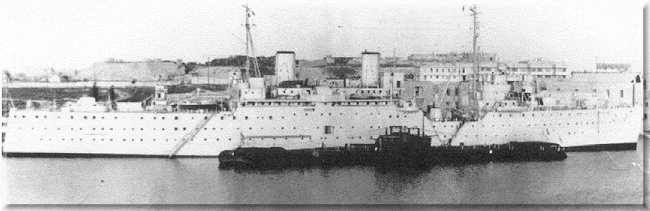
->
xmin=0 ymin=0 xmax=645 ymax=74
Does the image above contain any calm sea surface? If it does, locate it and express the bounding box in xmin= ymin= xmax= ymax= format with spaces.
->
xmin=3 ymin=151 xmax=643 ymax=204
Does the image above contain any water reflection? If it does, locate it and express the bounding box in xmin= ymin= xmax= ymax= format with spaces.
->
xmin=4 ymin=151 xmax=642 ymax=204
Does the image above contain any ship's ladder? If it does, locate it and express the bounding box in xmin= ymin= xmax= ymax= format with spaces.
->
xmin=448 ymin=120 xmax=466 ymax=145
xmin=423 ymin=117 xmax=449 ymax=146
xmin=168 ymin=112 xmax=216 ymax=158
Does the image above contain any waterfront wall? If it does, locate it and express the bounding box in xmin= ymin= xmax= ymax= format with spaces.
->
xmin=2 ymin=81 xmax=179 ymax=88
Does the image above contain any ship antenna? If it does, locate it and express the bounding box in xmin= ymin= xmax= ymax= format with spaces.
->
xmin=242 ymin=4 xmax=261 ymax=80
xmin=468 ymin=5 xmax=481 ymax=120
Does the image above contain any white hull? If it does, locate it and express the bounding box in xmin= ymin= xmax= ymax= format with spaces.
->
xmin=2 ymin=104 xmax=642 ymax=156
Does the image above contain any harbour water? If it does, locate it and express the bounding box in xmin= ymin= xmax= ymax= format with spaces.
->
xmin=3 ymin=151 xmax=642 ymax=204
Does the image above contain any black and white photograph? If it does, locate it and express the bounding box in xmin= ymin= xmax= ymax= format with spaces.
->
xmin=0 ymin=0 xmax=646 ymax=207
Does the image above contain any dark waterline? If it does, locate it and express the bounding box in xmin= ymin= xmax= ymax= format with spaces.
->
xmin=3 ymin=151 xmax=642 ymax=204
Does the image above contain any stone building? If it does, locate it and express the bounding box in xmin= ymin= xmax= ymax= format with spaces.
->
xmin=78 ymin=59 xmax=185 ymax=82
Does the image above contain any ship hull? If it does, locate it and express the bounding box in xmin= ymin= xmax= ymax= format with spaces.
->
xmin=2 ymin=105 xmax=642 ymax=157
xmin=563 ymin=142 xmax=637 ymax=152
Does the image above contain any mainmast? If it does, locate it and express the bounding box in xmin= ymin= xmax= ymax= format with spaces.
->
xmin=242 ymin=4 xmax=261 ymax=81
xmin=469 ymin=5 xmax=481 ymax=120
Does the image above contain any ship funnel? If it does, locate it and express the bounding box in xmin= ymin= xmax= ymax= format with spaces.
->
xmin=361 ymin=51 xmax=380 ymax=87
xmin=275 ymin=51 xmax=296 ymax=85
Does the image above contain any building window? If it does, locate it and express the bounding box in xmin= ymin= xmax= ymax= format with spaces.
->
xmin=324 ymin=126 xmax=333 ymax=134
